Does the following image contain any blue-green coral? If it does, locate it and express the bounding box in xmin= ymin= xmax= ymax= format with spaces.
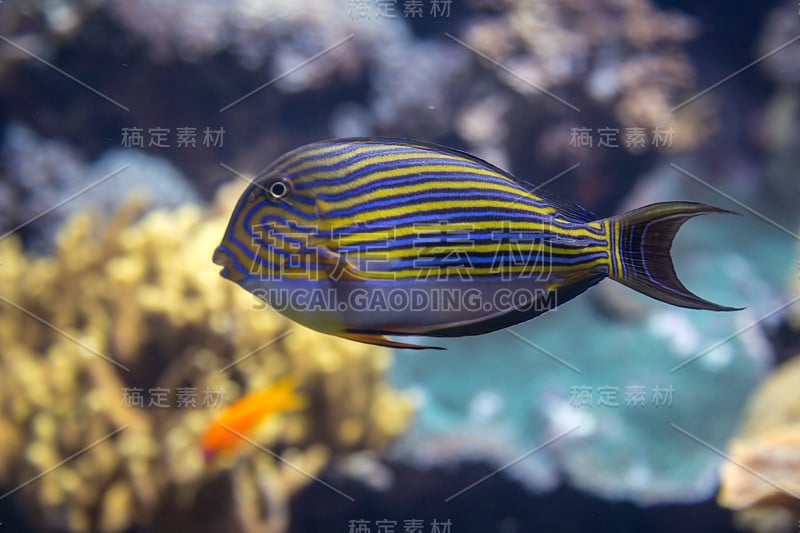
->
xmin=389 ymin=167 xmax=794 ymax=505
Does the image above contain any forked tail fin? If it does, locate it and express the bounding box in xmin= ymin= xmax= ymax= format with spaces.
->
xmin=607 ymin=202 xmax=742 ymax=311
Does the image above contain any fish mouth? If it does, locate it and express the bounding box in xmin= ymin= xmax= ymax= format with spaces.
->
xmin=212 ymin=245 xmax=228 ymax=267
xmin=212 ymin=245 xmax=234 ymax=278
xmin=213 ymin=245 xmax=249 ymax=283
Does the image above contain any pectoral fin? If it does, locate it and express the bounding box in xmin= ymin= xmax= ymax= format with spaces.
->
xmin=314 ymin=198 xmax=334 ymax=219
xmin=316 ymin=245 xmax=365 ymax=281
xmin=311 ymin=199 xmax=368 ymax=281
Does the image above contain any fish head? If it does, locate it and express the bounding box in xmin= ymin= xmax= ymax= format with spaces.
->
xmin=213 ymin=169 xmax=321 ymax=286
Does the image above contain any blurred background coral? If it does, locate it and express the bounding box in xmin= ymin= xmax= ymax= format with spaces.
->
xmin=0 ymin=0 xmax=799 ymax=532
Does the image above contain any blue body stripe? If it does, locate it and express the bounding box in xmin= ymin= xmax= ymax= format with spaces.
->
xmin=292 ymin=156 xmax=489 ymax=187
xmin=384 ymin=251 xmax=609 ymax=269
xmin=280 ymin=146 xmax=419 ymax=178
xmin=337 ymin=233 xmax=606 ymax=251
xmin=618 ymin=221 xmax=627 ymax=279
xmin=263 ymin=143 xmax=368 ymax=177
xmin=324 ymin=189 xmax=544 ymax=218
xmin=217 ymin=139 xmax=612 ymax=296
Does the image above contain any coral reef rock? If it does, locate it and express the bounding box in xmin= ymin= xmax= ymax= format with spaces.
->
xmin=719 ymin=356 xmax=800 ymax=533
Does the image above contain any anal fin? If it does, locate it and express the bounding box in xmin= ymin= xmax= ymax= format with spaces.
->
xmin=545 ymin=270 xmax=596 ymax=292
xmin=340 ymin=331 xmax=444 ymax=350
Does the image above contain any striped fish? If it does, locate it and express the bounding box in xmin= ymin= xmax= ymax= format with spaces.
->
xmin=214 ymin=138 xmax=740 ymax=349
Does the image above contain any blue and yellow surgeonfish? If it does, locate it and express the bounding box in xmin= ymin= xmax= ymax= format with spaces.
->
xmin=213 ymin=138 xmax=740 ymax=349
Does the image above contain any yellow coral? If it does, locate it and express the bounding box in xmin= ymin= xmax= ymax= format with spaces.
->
xmin=718 ymin=356 xmax=800 ymax=533
xmin=0 ymin=183 xmax=415 ymax=533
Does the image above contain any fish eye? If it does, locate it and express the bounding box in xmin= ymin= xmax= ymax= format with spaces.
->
xmin=268 ymin=179 xmax=289 ymax=199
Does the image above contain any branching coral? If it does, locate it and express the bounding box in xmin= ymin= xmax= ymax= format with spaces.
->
xmin=107 ymin=0 xmax=406 ymax=85
xmin=0 ymin=0 xmax=99 ymax=78
xmin=756 ymin=2 xmax=800 ymax=210
xmin=0 ymin=183 xmax=414 ymax=533
xmin=2 ymin=0 xmax=717 ymax=220
xmin=758 ymin=1 xmax=800 ymax=86
xmin=459 ymin=0 xmax=711 ymax=152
